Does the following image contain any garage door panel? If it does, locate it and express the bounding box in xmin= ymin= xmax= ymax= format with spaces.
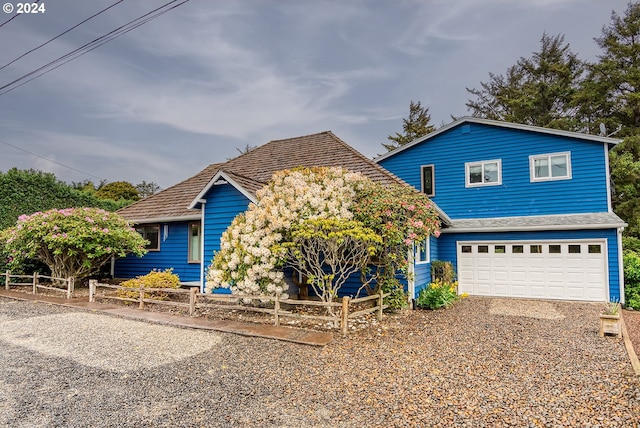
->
xmin=457 ymin=240 xmax=607 ymax=301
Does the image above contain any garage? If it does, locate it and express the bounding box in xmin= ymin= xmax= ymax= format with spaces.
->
xmin=457 ymin=240 xmax=608 ymax=301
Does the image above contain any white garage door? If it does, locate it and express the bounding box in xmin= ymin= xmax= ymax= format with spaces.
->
xmin=457 ymin=240 xmax=608 ymax=301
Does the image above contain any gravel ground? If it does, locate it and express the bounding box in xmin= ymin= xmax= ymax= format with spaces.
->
xmin=0 ymin=296 xmax=638 ymax=427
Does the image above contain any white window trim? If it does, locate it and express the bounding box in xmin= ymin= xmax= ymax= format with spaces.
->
xmin=529 ymin=151 xmax=572 ymax=182
xmin=465 ymin=159 xmax=502 ymax=187
xmin=188 ymin=222 xmax=202 ymax=263
xmin=420 ymin=164 xmax=435 ymax=197
xmin=415 ymin=238 xmax=430 ymax=264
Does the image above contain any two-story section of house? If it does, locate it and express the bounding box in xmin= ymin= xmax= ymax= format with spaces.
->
xmin=376 ymin=117 xmax=627 ymax=303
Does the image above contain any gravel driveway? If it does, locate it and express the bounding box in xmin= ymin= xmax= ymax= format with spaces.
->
xmin=1 ymin=296 xmax=638 ymax=427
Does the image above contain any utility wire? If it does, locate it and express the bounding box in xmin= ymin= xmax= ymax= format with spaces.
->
xmin=0 ymin=0 xmax=190 ymax=96
xmin=0 ymin=0 xmax=126 ymax=71
xmin=0 ymin=0 xmax=40 ymax=29
xmin=0 ymin=138 xmax=107 ymax=181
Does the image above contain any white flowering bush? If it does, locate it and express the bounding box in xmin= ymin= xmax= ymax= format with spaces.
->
xmin=206 ymin=166 xmax=441 ymax=309
xmin=205 ymin=167 xmax=368 ymax=298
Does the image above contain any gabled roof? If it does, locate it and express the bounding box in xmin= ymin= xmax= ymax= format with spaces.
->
xmin=375 ymin=117 xmax=622 ymax=163
xmin=188 ymin=131 xmax=405 ymax=210
xmin=117 ymin=163 xmax=221 ymax=223
xmin=119 ymin=131 xmax=405 ymax=222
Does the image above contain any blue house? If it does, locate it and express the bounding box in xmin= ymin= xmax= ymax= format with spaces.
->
xmin=376 ymin=117 xmax=627 ymax=303
xmin=114 ymin=131 xmax=403 ymax=294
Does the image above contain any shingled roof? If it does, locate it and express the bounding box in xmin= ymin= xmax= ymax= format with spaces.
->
xmin=118 ymin=131 xmax=404 ymax=223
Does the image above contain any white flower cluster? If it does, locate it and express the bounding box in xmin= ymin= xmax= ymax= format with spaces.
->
xmin=205 ymin=167 xmax=369 ymax=297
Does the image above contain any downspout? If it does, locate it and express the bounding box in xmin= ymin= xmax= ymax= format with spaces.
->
xmin=110 ymin=255 xmax=115 ymax=278
xmin=407 ymin=249 xmax=415 ymax=309
xmin=618 ymin=227 xmax=625 ymax=304
xmin=200 ymin=200 xmax=206 ymax=293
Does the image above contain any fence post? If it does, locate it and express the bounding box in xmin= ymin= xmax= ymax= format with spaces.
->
xmin=32 ymin=272 xmax=38 ymax=295
xmin=139 ymin=284 xmax=145 ymax=310
xmin=189 ymin=287 xmax=197 ymax=316
xmin=67 ymin=277 xmax=74 ymax=299
xmin=378 ymin=289 xmax=384 ymax=321
xmin=341 ymin=296 xmax=350 ymax=337
xmin=274 ymin=293 xmax=280 ymax=327
xmin=5 ymin=270 xmax=9 ymax=290
xmin=89 ymin=280 xmax=96 ymax=303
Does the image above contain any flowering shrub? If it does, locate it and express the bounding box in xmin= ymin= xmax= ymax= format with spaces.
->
xmin=118 ymin=268 xmax=181 ymax=300
xmin=353 ymin=181 xmax=441 ymax=306
xmin=206 ymin=166 xmax=441 ymax=310
xmin=206 ymin=167 xmax=368 ymax=298
xmin=0 ymin=207 xmax=147 ymax=280
xmin=416 ymin=279 xmax=460 ymax=309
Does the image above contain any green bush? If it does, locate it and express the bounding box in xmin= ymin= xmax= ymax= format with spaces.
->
xmin=623 ymin=250 xmax=640 ymax=310
xmin=118 ymin=269 xmax=181 ymax=300
xmin=623 ymin=236 xmax=640 ymax=253
xmin=430 ymin=260 xmax=455 ymax=283
xmin=416 ymin=279 xmax=460 ymax=310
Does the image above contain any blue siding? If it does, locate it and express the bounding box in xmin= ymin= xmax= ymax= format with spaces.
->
xmin=202 ymin=183 xmax=251 ymax=288
xmin=114 ymin=221 xmax=201 ymax=282
xmin=434 ymin=229 xmax=621 ymax=301
xmin=379 ymin=123 xmax=610 ymax=219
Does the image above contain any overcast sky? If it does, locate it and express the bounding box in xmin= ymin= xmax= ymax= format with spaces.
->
xmin=0 ymin=0 xmax=630 ymax=189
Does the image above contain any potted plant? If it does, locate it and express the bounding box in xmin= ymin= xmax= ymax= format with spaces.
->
xmin=599 ymin=301 xmax=622 ymax=338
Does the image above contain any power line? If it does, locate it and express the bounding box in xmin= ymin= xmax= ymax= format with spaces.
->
xmin=0 ymin=0 xmax=126 ymax=72
xmin=0 ymin=0 xmax=40 ymax=29
xmin=0 ymin=0 xmax=191 ymax=96
xmin=0 ymin=137 xmax=107 ymax=181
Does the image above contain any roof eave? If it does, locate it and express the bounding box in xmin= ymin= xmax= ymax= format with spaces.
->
xmin=442 ymin=222 xmax=627 ymax=234
xmin=124 ymin=214 xmax=202 ymax=224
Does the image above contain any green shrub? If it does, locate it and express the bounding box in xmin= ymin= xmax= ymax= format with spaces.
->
xmin=623 ymin=236 xmax=640 ymax=253
xmin=118 ymin=269 xmax=181 ymax=300
xmin=430 ymin=260 xmax=455 ymax=283
xmin=416 ymin=279 xmax=460 ymax=310
xmin=623 ymin=251 xmax=640 ymax=310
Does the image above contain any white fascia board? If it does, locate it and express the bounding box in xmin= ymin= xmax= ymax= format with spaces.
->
xmin=188 ymin=170 xmax=257 ymax=209
xmin=374 ymin=117 xmax=621 ymax=163
xmin=127 ymin=214 xmax=201 ymax=224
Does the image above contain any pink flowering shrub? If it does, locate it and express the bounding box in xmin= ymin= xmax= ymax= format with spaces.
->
xmin=0 ymin=207 xmax=147 ymax=280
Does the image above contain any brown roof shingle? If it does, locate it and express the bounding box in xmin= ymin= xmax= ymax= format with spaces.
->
xmin=118 ymin=131 xmax=403 ymax=222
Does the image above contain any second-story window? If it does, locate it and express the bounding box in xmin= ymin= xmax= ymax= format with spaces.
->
xmin=465 ymin=159 xmax=502 ymax=187
xmin=421 ymin=165 xmax=435 ymax=197
xmin=530 ymin=152 xmax=571 ymax=181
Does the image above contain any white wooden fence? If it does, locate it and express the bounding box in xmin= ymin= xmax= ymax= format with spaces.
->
xmin=88 ymin=280 xmax=389 ymax=336
xmin=4 ymin=270 xmax=75 ymax=299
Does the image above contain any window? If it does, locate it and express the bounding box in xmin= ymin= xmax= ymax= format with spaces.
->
xmin=569 ymin=244 xmax=581 ymax=254
xmin=549 ymin=244 xmax=562 ymax=254
xmin=421 ymin=165 xmax=435 ymax=197
xmin=530 ymin=152 xmax=571 ymax=181
xmin=136 ymin=225 xmax=160 ymax=251
xmin=188 ymin=222 xmax=202 ymax=263
xmin=461 ymin=245 xmax=472 ymax=253
xmin=588 ymin=244 xmax=602 ymax=254
xmin=530 ymin=245 xmax=543 ymax=254
xmin=495 ymin=245 xmax=506 ymax=253
xmin=478 ymin=245 xmax=489 ymax=253
xmin=465 ymin=160 xmax=501 ymax=187
xmin=512 ymin=245 xmax=524 ymax=254
xmin=415 ymin=239 xmax=430 ymax=264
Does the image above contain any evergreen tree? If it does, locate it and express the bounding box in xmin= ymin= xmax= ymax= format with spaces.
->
xmin=466 ymin=33 xmax=585 ymax=130
xmin=383 ymin=100 xmax=435 ymax=151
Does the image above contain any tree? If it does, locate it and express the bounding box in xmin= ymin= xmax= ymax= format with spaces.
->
xmin=383 ymin=100 xmax=436 ymax=151
xmin=466 ymin=33 xmax=585 ymax=130
xmin=0 ymin=168 xmax=126 ymax=231
xmin=95 ymin=181 xmax=140 ymax=201
xmin=284 ymin=218 xmax=382 ymax=313
xmin=1 ymin=207 xmax=147 ymax=281
xmin=135 ymin=181 xmax=161 ymax=199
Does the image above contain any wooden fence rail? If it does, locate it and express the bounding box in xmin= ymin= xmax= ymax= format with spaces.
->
xmin=4 ymin=270 xmax=75 ymax=299
xmin=88 ymin=280 xmax=389 ymax=336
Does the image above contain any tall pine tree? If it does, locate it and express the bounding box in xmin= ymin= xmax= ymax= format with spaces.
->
xmin=383 ymin=100 xmax=435 ymax=151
